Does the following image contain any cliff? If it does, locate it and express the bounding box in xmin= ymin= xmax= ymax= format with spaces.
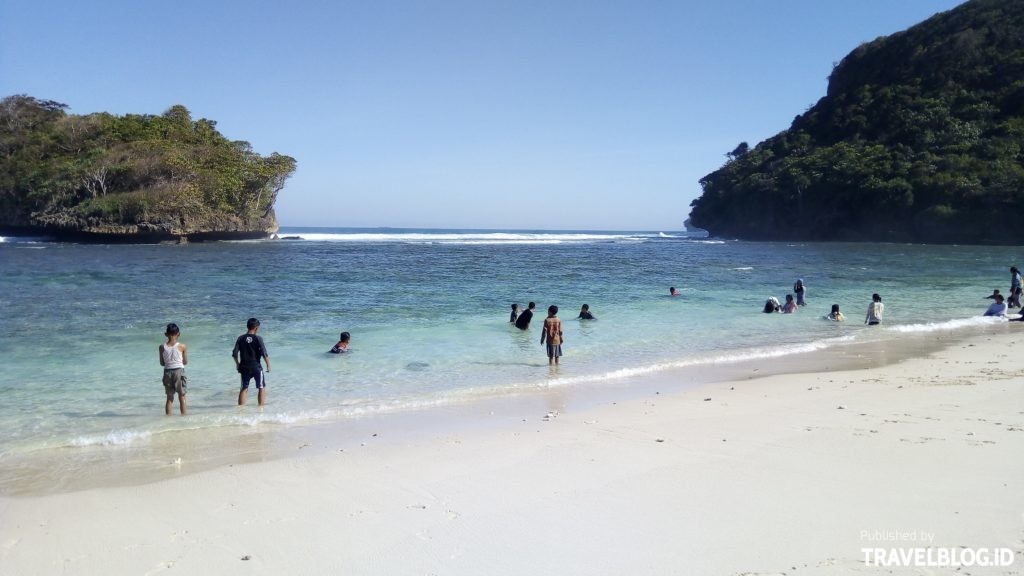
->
xmin=0 ymin=96 xmax=296 ymax=242
xmin=688 ymin=0 xmax=1024 ymax=244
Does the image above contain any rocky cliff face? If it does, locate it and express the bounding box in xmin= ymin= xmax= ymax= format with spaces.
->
xmin=12 ymin=210 xmax=280 ymax=243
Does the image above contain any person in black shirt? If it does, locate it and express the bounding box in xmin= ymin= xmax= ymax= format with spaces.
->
xmin=515 ymin=302 xmax=536 ymax=330
xmin=232 ymin=317 xmax=271 ymax=406
xmin=329 ymin=331 xmax=351 ymax=354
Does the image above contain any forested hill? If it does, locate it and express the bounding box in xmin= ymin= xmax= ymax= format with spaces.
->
xmin=0 ymin=95 xmax=296 ymax=241
xmin=688 ymin=0 xmax=1024 ymax=244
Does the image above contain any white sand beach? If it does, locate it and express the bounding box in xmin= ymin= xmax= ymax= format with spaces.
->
xmin=2 ymin=331 xmax=1023 ymax=576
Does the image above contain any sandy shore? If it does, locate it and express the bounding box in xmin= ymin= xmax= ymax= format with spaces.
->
xmin=2 ymin=331 xmax=1023 ymax=575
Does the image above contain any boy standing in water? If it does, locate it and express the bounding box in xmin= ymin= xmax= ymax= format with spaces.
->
xmin=233 ymin=317 xmax=271 ymax=406
xmin=540 ymin=305 xmax=564 ymax=365
xmin=159 ymin=323 xmax=188 ymax=415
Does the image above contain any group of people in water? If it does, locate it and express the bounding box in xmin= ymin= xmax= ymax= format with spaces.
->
xmin=159 ymin=317 xmax=273 ymax=416
xmin=980 ymin=266 xmax=1024 ymax=318
xmin=159 ymin=317 xmax=359 ymax=416
xmin=159 ymin=267 xmax=1024 ymax=416
xmin=509 ymin=301 xmax=598 ymax=365
xmin=763 ymin=267 xmax=1024 ymax=325
xmin=761 ymin=285 xmax=885 ymax=325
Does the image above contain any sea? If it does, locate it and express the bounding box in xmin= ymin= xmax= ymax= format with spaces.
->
xmin=0 ymin=227 xmax=1016 ymax=492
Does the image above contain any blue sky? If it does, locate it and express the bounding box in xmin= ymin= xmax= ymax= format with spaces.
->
xmin=1 ymin=0 xmax=964 ymax=231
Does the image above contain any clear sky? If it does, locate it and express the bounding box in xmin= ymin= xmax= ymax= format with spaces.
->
xmin=1 ymin=0 xmax=965 ymax=231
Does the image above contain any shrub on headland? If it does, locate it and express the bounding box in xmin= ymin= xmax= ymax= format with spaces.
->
xmin=0 ymin=96 xmax=296 ymax=240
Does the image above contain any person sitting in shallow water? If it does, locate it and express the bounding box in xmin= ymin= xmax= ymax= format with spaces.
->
xmin=985 ymin=289 xmax=1002 ymax=300
xmin=763 ymin=297 xmax=781 ymax=313
xmin=329 ymin=331 xmax=351 ymax=354
xmin=826 ymin=304 xmax=845 ymax=321
xmin=983 ymin=294 xmax=1007 ymax=317
xmin=577 ymin=304 xmax=596 ymax=320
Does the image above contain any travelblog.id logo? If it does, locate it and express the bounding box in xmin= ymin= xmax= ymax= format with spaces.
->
xmin=860 ymin=530 xmax=1016 ymax=568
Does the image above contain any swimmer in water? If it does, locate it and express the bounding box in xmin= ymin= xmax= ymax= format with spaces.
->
xmin=329 ymin=331 xmax=351 ymax=353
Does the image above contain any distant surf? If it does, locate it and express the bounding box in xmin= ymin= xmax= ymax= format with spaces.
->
xmin=276 ymin=228 xmax=703 ymax=245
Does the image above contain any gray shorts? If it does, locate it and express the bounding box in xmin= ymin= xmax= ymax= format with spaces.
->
xmin=163 ymin=368 xmax=187 ymax=397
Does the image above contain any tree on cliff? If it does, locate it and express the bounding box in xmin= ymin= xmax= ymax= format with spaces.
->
xmin=688 ymin=0 xmax=1024 ymax=244
xmin=0 ymin=95 xmax=297 ymax=238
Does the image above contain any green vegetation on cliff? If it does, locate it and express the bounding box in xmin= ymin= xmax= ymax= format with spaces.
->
xmin=689 ymin=0 xmax=1024 ymax=244
xmin=0 ymin=95 xmax=296 ymax=240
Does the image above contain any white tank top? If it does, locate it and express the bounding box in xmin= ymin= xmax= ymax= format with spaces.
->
xmin=162 ymin=343 xmax=184 ymax=369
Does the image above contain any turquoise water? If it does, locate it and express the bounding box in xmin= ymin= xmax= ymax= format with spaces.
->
xmin=0 ymin=227 xmax=1014 ymax=463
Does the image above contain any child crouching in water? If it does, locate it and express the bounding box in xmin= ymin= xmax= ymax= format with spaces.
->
xmin=826 ymin=304 xmax=845 ymax=321
xmin=159 ymin=323 xmax=188 ymax=415
xmin=329 ymin=331 xmax=351 ymax=354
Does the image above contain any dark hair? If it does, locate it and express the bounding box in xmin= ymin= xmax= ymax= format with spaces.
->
xmin=581 ymin=304 xmax=589 ymax=310
xmin=670 ymin=287 xmax=676 ymax=291
xmin=548 ymin=305 xmax=558 ymax=315
xmin=872 ymin=293 xmax=882 ymax=302
xmin=339 ymin=331 xmax=350 ymax=342
xmin=528 ymin=301 xmax=536 ymax=309
xmin=830 ymin=304 xmax=840 ymax=313
xmin=785 ymin=294 xmax=794 ymax=301
xmin=246 ymin=317 xmax=261 ymax=329
xmin=165 ymin=323 xmax=180 ymax=336
xmin=511 ymin=303 xmax=518 ymax=310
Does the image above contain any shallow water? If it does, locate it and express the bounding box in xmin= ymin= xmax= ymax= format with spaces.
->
xmin=0 ymin=228 xmax=1016 ymax=478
